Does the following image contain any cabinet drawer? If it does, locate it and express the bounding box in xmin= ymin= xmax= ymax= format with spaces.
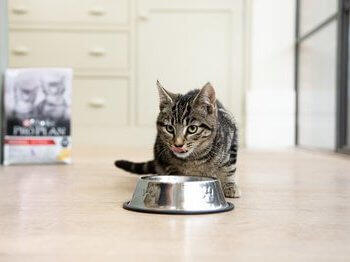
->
xmin=9 ymin=31 xmax=128 ymax=72
xmin=9 ymin=0 xmax=129 ymax=25
xmin=72 ymin=78 xmax=128 ymax=127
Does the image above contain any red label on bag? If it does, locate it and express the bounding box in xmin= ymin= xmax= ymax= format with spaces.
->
xmin=4 ymin=139 xmax=56 ymax=145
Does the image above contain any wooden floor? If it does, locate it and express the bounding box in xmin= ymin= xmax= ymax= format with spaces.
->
xmin=0 ymin=147 xmax=349 ymax=261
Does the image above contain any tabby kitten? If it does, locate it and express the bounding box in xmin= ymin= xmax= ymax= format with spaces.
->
xmin=115 ymin=81 xmax=240 ymax=198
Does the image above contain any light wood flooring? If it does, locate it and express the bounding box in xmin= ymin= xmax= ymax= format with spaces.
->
xmin=0 ymin=147 xmax=349 ymax=261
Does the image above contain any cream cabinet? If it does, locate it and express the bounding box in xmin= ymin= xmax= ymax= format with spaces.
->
xmin=8 ymin=0 xmax=245 ymax=147
xmin=8 ymin=0 xmax=132 ymax=147
xmin=9 ymin=0 xmax=129 ymax=26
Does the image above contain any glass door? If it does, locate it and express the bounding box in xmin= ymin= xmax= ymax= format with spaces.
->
xmin=296 ymin=0 xmax=350 ymax=153
xmin=296 ymin=0 xmax=338 ymax=150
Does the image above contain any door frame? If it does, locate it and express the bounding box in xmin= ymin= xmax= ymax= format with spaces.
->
xmin=336 ymin=0 xmax=350 ymax=153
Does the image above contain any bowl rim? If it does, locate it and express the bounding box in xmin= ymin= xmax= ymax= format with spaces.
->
xmin=139 ymin=175 xmax=219 ymax=184
xmin=123 ymin=201 xmax=234 ymax=215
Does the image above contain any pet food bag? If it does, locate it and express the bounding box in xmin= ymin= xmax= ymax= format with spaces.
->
xmin=3 ymin=68 xmax=72 ymax=165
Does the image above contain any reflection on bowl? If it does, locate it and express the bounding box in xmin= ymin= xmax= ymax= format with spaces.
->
xmin=123 ymin=175 xmax=234 ymax=214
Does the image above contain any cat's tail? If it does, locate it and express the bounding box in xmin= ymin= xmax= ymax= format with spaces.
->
xmin=114 ymin=160 xmax=156 ymax=174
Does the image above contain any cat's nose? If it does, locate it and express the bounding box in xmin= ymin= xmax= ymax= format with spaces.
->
xmin=174 ymin=138 xmax=184 ymax=148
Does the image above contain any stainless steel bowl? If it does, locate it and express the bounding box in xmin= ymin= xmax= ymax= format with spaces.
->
xmin=123 ymin=175 xmax=234 ymax=214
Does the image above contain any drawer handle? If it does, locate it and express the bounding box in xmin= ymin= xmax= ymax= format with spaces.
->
xmin=12 ymin=6 xmax=28 ymax=15
xmin=89 ymin=7 xmax=106 ymax=16
xmin=88 ymin=98 xmax=106 ymax=108
xmin=89 ymin=48 xmax=106 ymax=57
xmin=12 ymin=46 xmax=29 ymax=56
xmin=138 ymin=11 xmax=149 ymax=20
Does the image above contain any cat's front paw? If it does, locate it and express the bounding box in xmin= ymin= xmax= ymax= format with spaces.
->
xmin=223 ymin=182 xmax=241 ymax=198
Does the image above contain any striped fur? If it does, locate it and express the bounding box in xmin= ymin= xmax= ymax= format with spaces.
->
xmin=114 ymin=81 xmax=240 ymax=198
xmin=114 ymin=160 xmax=156 ymax=174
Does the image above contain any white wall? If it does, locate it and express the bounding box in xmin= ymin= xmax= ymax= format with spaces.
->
xmin=246 ymin=0 xmax=296 ymax=148
xmin=0 ymin=0 xmax=8 ymax=158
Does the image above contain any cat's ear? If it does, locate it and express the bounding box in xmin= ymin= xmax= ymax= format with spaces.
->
xmin=156 ymin=80 xmax=176 ymax=110
xmin=193 ymin=82 xmax=216 ymax=114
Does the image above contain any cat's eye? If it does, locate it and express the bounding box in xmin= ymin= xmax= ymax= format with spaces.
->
xmin=187 ymin=125 xmax=198 ymax=134
xmin=165 ymin=125 xmax=174 ymax=134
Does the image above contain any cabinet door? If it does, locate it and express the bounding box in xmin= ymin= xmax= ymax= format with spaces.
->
xmin=135 ymin=0 xmax=244 ymax=129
